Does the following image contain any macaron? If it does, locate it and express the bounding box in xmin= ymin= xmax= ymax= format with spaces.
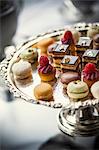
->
xmin=12 ymin=60 xmax=32 ymax=80
xmin=87 ymin=25 xmax=99 ymax=39
xmin=93 ymin=34 xmax=99 ymax=49
xmin=91 ymin=81 xmax=99 ymax=99
xmin=67 ymin=80 xmax=89 ymax=101
xmin=20 ymin=47 xmax=38 ymax=63
xmin=34 ymin=83 xmax=53 ymax=101
xmin=61 ymin=72 xmax=80 ymax=89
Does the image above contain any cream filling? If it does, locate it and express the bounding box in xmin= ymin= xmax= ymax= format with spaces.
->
xmin=36 ymin=93 xmax=53 ymax=100
xmin=67 ymin=90 xmax=89 ymax=99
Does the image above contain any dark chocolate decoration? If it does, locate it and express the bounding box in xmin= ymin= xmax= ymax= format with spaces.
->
xmin=62 ymin=55 xmax=79 ymax=65
xmin=83 ymin=49 xmax=99 ymax=58
xmin=48 ymin=43 xmax=59 ymax=52
xmin=77 ymin=37 xmax=92 ymax=47
xmin=54 ymin=44 xmax=69 ymax=53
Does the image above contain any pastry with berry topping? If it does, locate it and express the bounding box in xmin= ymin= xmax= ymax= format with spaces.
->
xmin=38 ymin=55 xmax=56 ymax=81
xmin=61 ymin=30 xmax=76 ymax=55
xmin=82 ymin=63 xmax=99 ymax=88
xmin=82 ymin=49 xmax=99 ymax=69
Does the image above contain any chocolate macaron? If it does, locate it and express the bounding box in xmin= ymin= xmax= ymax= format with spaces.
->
xmin=60 ymin=72 xmax=80 ymax=90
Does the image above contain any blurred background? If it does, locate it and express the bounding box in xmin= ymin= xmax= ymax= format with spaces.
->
xmin=0 ymin=0 xmax=99 ymax=150
xmin=0 ymin=0 xmax=99 ymax=60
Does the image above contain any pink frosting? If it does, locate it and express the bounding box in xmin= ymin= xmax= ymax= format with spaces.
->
xmin=38 ymin=64 xmax=55 ymax=74
xmin=82 ymin=70 xmax=99 ymax=80
xmin=82 ymin=63 xmax=99 ymax=80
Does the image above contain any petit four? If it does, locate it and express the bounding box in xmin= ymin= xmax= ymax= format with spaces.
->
xmin=37 ymin=38 xmax=55 ymax=55
xmin=34 ymin=83 xmax=53 ymax=101
xmin=87 ymin=25 xmax=99 ymax=39
xmin=82 ymin=49 xmax=99 ymax=68
xmin=82 ymin=63 xmax=99 ymax=88
xmin=61 ymin=72 xmax=80 ymax=90
xmin=38 ymin=55 xmax=56 ymax=81
xmin=47 ymin=43 xmax=59 ymax=56
xmin=61 ymin=30 xmax=76 ymax=55
xmin=47 ymin=43 xmax=59 ymax=63
xmin=74 ymin=23 xmax=90 ymax=36
xmin=91 ymin=81 xmax=99 ymax=99
xmin=76 ymin=37 xmax=93 ymax=58
xmin=12 ymin=61 xmax=32 ymax=84
xmin=20 ymin=47 xmax=38 ymax=64
xmin=70 ymin=28 xmax=80 ymax=44
xmin=52 ymin=44 xmax=70 ymax=68
xmin=93 ymin=34 xmax=99 ymax=50
xmin=61 ymin=55 xmax=80 ymax=73
xmin=67 ymin=80 xmax=89 ymax=101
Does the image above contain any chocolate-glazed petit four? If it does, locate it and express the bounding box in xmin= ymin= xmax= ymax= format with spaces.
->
xmin=82 ymin=49 xmax=99 ymax=69
xmin=76 ymin=37 xmax=93 ymax=58
xmin=52 ymin=44 xmax=70 ymax=68
xmin=61 ymin=55 xmax=80 ymax=73
xmin=93 ymin=34 xmax=99 ymax=50
xmin=48 ymin=43 xmax=59 ymax=56
xmin=47 ymin=43 xmax=59 ymax=63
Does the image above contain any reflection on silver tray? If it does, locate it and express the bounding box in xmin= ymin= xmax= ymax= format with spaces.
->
xmin=0 ymin=22 xmax=99 ymax=108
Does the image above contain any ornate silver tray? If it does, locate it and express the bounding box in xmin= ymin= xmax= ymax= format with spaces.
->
xmin=0 ymin=23 xmax=99 ymax=108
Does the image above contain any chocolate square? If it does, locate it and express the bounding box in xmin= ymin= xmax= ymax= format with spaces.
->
xmin=53 ymin=44 xmax=69 ymax=53
xmin=83 ymin=49 xmax=99 ymax=58
xmin=76 ymin=37 xmax=92 ymax=48
xmin=62 ymin=55 xmax=79 ymax=65
xmin=82 ymin=49 xmax=99 ymax=69
xmin=48 ymin=43 xmax=59 ymax=52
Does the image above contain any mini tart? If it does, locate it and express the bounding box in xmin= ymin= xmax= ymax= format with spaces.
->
xmin=67 ymin=80 xmax=89 ymax=101
xmin=38 ymin=56 xmax=56 ymax=82
xmin=38 ymin=70 xmax=56 ymax=82
xmin=82 ymin=63 xmax=99 ymax=88
xmin=34 ymin=83 xmax=53 ymax=101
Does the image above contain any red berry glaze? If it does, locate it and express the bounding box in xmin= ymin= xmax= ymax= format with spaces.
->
xmin=61 ymin=30 xmax=74 ymax=45
xmin=39 ymin=55 xmax=49 ymax=67
xmin=83 ymin=63 xmax=96 ymax=73
xmin=82 ymin=63 xmax=99 ymax=81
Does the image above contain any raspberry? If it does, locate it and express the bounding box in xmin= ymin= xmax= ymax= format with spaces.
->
xmin=84 ymin=63 xmax=96 ymax=73
xmin=61 ymin=30 xmax=74 ymax=44
xmin=39 ymin=56 xmax=49 ymax=66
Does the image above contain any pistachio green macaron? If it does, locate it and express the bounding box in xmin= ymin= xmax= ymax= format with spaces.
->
xmin=20 ymin=47 xmax=38 ymax=63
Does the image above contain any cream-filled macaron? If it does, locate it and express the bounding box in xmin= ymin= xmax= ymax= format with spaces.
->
xmin=12 ymin=60 xmax=32 ymax=80
xmin=20 ymin=47 xmax=38 ymax=63
xmin=91 ymin=81 xmax=99 ymax=99
xmin=67 ymin=80 xmax=89 ymax=101
xmin=34 ymin=83 xmax=53 ymax=101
